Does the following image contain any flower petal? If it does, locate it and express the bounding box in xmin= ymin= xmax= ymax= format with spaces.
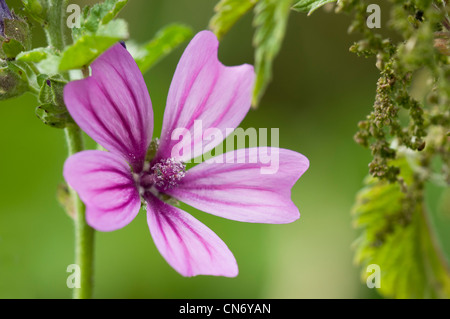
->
xmin=145 ymin=193 xmax=238 ymax=277
xmin=64 ymin=44 xmax=153 ymax=172
xmin=156 ymin=30 xmax=255 ymax=162
xmin=64 ymin=150 xmax=141 ymax=232
xmin=165 ymin=148 xmax=309 ymax=223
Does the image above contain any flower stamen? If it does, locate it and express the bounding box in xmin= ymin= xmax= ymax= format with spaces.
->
xmin=150 ymin=158 xmax=186 ymax=190
xmin=135 ymin=157 xmax=186 ymax=197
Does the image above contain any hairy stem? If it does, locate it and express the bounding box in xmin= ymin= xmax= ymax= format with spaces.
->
xmin=65 ymin=125 xmax=94 ymax=299
xmin=43 ymin=0 xmax=95 ymax=299
xmin=44 ymin=0 xmax=67 ymax=50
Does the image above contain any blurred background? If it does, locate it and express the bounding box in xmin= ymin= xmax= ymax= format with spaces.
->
xmin=0 ymin=0 xmax=426 ymax=298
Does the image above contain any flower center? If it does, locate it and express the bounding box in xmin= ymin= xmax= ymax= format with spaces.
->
xmin=135 ymin=158 xmax=186 ymax=195
xmin=150 ymin=158 xmax=186 ymax=189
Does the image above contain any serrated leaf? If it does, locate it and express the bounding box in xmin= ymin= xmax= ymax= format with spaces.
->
xmin=292 ymin=0 xmax=336 ymax=15
xmin=252 ymin=0 xmax=292 ymax=107
xmin=59 ymin=19 xmax=129 ymax=71
xmin=84 ymin=0 xmax=127 ymax=31
xmin=96 ymin=0 xmax=128 ymax=25
xmin=130 ymin=24 xmax=193 ymax=74
xmin=209 ymin=0 xmax=258 ymax=40
xmin=424 ymin=181 xmax=450 ymax=262
xmin=61 ymin=0 xmax=129 ymax=71
xmin=352 ymin=157 xmax=450 ymax=298
xmin=71 ymin=6 xmax=91 ymax=41
xmin=72 ymin=0 xmax=128 ymax=41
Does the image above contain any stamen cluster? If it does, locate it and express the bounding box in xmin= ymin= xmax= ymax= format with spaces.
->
xmin=135 ymin=158 xmax=186 ymax=195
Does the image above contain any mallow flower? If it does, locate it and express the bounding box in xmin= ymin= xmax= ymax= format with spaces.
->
xmin=63 ymin=31 xmax=309 ymax=277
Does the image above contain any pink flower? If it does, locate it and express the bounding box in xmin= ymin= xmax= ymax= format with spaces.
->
xmin=63 ymin=31 xmax=309 ymax=277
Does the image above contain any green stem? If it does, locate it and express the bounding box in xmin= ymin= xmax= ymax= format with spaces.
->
xmin=44 ymin=0 xmax=67 ymax=50
xmin=44 ymin=0 xmax=94 ymax=298
xmin=65 ymin=125 xmax=95 ymax=299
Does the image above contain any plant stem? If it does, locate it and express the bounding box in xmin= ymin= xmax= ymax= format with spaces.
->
xmin=65 ymin=125 xmax=95 ymax=299
xmin=44 ymin=0 xmax=67 ymax=50
xmin=44 ymin=0 xmax=95 ymax=298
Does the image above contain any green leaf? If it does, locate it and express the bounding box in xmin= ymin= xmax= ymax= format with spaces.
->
xmin=1 ymin=59 xmax=39 ymax=95
xmin=81 ymin=0 xmax=128 ymax=34
xmin=71 ymin=6 xmax=91 ymax=41
xmin=3 ymin=15 xmax=32 ymax=51
xmin=2 ymin=38 xmax=25 ymax=59
xmin=130 ymin=24 xmax=193 ymax=74
xmin=21 ymin=0 xmax=46 ymax=23
xmin=352 ymin=157 xmax=450 ymax=298
xmin=424 ymin=181 xmax=450 ymax=265
xmin=0 ymin=16 xmax=32 ymax=59
xmin=21 ymin=0 xmax=44 ymax=15
xmin=73 ymin=0 xmax=127 ymax=33
xmin=59 ymin=19 xmax=129 ymax=71
xmin=71 ymin=0 xmax=128 ymax=42
xmin=16 ymin=47 xmax=56 ymax=63
xmin=36 ymin=53 xmax=62 ymax=75
xmin=60 ymin=0 xmax=129 ymax=71
xmin=209 ymin=0 xmax=258 ymax=40
xmin=292 ymin=0 xmax=336 ymax=15
xmin=252 ymin=0 xmax=292 ymax=107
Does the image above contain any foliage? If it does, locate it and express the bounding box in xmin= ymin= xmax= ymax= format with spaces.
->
xmin=353 ymin=156 xmax=450 ymax=298
xmin=292 ymin=0 xmax=337 ymax=15
xmin=293 ymin=0 xmax=450 ymax=298
xmin=336 ymin=0 xmax=450 ymax=297
xmin=252 ymin=0 xmax=292 ymax=107
xmin=35 ymin=74 xmax=72 ymax=128
xmin=209 ymin=0 xmax=294 ymax=107
xmin=129 ymin=24 xmax=193 ymax=74
xmin=1 ymin=0 xmax=449 ymax=299
xmin=1 ymin=0 xmax=193 ymax=126
xmin=209 ymin=0 xmax=258 ymax=40
xmin=58 ymin=0 xmax=130 ymax=70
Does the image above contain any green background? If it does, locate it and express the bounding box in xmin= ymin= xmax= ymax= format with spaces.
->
xmin=1 ymin=0 xmax=445 ymax=298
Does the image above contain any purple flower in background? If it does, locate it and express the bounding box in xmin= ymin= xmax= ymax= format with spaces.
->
xmin=0 ymin=0 xmax=12 ymax=36
xmin=63 ymin=31 xmax=309 ymax=277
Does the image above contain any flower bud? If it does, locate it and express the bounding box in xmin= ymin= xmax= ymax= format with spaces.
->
xmin=35 ymin=103 xmax=73 ymax=128
xmin=0 ymin=1 xmax=31 ymax=59
xmin=35 ymin=75 xmax=74 ymax=128
xmin=0 ymin=0 xmax=12 ymax=36
xmin=0 ymin=62 xmax=28 ymax=99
